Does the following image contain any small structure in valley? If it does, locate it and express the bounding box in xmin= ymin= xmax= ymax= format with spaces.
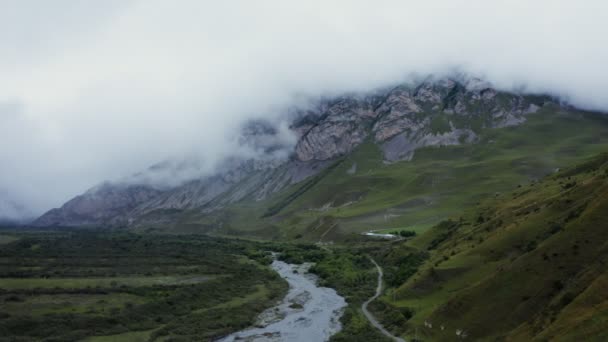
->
xmin=362 ymin=232 xmax=397 ymax=239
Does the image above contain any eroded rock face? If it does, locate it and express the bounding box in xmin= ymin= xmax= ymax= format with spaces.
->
xmin=382 ymin=128 xmax=478 ymax=162
xmin=295 ymin=97 xmax=377 ymax=161
xmin=129 ymin=157 xmax=330 ymax=217
xmin=372 ymin=86 xmax=426 ymax=142
xmin=296 ymin=76 xmax=549 ymax=162
xmin=295 ymin=121 xmax=367 ymax=161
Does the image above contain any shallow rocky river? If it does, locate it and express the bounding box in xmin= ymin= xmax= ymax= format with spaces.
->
xmin=219 ymin=260 xmax=347 ymax=342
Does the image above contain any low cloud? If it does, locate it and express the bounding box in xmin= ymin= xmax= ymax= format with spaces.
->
xmin=1 ymin=0 xmax=607 ymax=218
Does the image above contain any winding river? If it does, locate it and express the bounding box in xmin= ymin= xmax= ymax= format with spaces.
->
xmin=220 ymin=259 xmax=347 ymax=342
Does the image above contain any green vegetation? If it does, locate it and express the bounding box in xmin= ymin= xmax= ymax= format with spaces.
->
xmin=429 ymin=113 xmax=452 ymax=134
xmin=5 ymin=108 xmax=608 ymax=341
xmin=261 ymin=242 xmax=396 ymax=341
xmin=0 ymin=231 xmax=287 ymax=341
xmin=389 ymin=230 xmax=416 ymax=238
xmin=0 ymin=230 xmax=397 ymax=341
xmin=303 ymin=247 xmax=395 ymax=342
xmin=159 ymin=108 xmax=608 ymax=245
xmin=0 ymin=234 xmax=19 ymax=245
xmin=262 ymin=160 xmax=344 ymax=218
xmin=83 ymin=330 xmax=155 ymax=342
xmin=382 ymin=153 xmax=608 ymax=341
xmin=0 ymin=275 xmax=217 ymax=290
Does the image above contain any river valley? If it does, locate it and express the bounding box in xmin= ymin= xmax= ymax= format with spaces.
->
xmin=220 ymin=260 xmax=347 ymax=342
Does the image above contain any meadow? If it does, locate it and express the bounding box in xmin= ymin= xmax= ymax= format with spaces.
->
xmin=0 ymin=230 xmax=287 ymax=341
xmin=0 ymin=229 xmax=399 ymax=341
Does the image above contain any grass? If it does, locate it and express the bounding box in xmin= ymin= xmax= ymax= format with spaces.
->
xmin=193 ymin=284 xmax=270 ymax=313
xmin=267 ymin=243 xmax=394 ymax=341
xmin=168 ymin=108 xmax=608 ymax=243
xmin=0 ymin=274 xmax=216 ymax=289
xmin=533 ymin=273 xmax=608 ymax=341
xmin=383 ymin=153 xmax=608 ymax=341
xmin=0 ymin=234 xmax=19 ymax=244
xmin=84 ymin=329 xmax=157 ymax=342
xmin=374 ymin=223 xmax=434 ymax=235
xmin=1 ymin=293 xmax=147 ymax=316
xmin=0 ymin=231 xmax=288 ymax=341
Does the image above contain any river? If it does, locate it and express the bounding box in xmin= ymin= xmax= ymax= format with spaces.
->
xmin=219 ymin=259 xmax=347 ymax=342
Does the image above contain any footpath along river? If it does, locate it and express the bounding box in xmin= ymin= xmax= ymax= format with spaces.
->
xmin=219 ymin=259 xmax=347 ymax=342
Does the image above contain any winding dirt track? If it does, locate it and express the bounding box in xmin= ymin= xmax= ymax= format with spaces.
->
xmin=362 ymin=258 xmax=406 ymax=342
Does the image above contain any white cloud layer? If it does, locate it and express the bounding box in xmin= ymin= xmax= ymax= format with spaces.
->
xmin=1 ymin=0 xmax=607 ymax=218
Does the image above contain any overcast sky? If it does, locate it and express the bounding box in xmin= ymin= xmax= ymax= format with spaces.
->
xmin=1 ymin=0 xmax=607 ymax=219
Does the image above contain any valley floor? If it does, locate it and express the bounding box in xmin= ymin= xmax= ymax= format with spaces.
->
xmin=0 ymin=229 xmax=393 ymax=342
xmin=0 ymin=230 xmax=290 ymax=341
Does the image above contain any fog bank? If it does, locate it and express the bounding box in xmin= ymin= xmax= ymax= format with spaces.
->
xmin=1 ymin=0 xmax=607 ymax=218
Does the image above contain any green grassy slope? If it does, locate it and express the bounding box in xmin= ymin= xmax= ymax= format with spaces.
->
xmin=161 ymin=107 xmax=608 ymax=243
xmin=386 ymin=153 xmax=608 ymax=341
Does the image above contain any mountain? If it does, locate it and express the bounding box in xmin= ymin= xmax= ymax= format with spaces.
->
xmin=24 ymin=75 xmax=608 ymax=340
xmin=379 ymin=153 xmax=608 ymax=341
xmin=35 ymin=76 xmax=604 ymax=232
xmin=32 ymin=183 xmax=162 ymax=227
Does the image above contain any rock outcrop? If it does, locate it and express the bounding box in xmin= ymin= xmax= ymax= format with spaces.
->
xmin=295 ymin=97 xmax=378 ymax=161
xmin=294 ymin=76 xmax=546 ymax=163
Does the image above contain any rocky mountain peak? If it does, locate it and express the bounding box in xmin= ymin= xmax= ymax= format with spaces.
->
xmin=34 ymin=76 xmax=554 ymax=227
xmin=294 ymin=77 xmax=548 ymax=162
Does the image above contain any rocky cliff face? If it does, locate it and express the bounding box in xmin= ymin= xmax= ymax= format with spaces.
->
xmin=294 ymin=77 xmax=545 ymax=163
xmin=295 ymin=96 xmax=379 ymax=161
xmin=34 ymin=76 xmax=552 ymax=227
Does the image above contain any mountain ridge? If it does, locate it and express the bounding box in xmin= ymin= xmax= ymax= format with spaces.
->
xmin=34 ymin=76 xmax=556 ymax=228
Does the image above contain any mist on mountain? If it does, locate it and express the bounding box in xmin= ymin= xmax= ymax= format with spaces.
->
xmin=1 ymin=0 xmax=608 ymax=218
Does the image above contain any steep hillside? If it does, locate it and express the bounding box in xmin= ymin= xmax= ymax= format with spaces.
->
xmin=381 ymin=153 xmax=608 ymax=341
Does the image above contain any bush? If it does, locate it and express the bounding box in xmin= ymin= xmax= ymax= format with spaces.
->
xmin=399 ymin=230 xmax=416 ymax=238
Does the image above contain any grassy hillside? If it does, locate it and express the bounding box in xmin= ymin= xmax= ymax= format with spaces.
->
xmin=380 ymin=153 xmax=608 ymax=341
xmin=156 ymin=107 xmax=608 ymax=243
